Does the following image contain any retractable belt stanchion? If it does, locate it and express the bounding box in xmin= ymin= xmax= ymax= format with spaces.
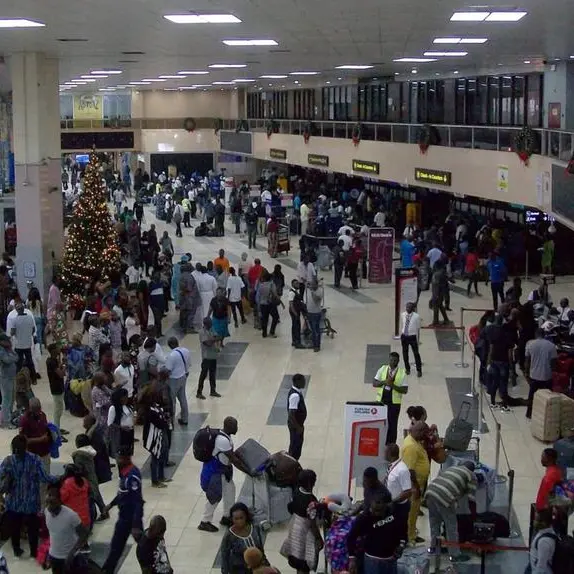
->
xmin=455 ymin=307 xmax=469 ymax=369
xmin=494 ymin=422 xmax=508 ymax=485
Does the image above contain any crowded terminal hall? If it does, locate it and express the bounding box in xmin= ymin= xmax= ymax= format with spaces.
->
xmin=1 ymin=3 xmax=574 ymax=574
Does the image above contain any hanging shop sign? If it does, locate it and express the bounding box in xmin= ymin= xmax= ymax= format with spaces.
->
xmin=352 ymin=159 xmax=379 ymax=175
xmin=269 ymin=148 xmax=287 ymax=160
xmin=73 ymin=95 xmax=103 ymax=121
xmin=308 ymin=154 xmax=329 ymax=167
xmin=367 ymin=227 xmax=395 ymax=284
xmin=414 ymin=168 xmax=452 ymax=187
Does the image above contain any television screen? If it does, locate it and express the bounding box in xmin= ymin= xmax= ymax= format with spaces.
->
xmin=75 ymin=154 xmax=89 ymax=163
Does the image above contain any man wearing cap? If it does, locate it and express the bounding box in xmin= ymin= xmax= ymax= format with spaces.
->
xmin=102 ymin=448 xmax=144 ymax=574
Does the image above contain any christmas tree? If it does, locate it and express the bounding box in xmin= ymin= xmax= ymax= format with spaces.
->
xmin=60 ymin=152 xmax=121 ymax=297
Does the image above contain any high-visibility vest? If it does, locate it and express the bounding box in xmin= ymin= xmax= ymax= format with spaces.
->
xmin=375 ymin=366 xmax=407 ymax=405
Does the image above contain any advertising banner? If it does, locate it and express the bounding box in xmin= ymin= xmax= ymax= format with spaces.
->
xmin=367 ymin=227 xmax=395 ymax=284
xmin=394 ymin=267 xmax=419 ymax=336
xmin=73 ymin=95 xmax=103 ymax=121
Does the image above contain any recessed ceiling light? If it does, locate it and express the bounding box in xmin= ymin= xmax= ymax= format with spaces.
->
xmin=411 ymin=69 xmax=417 ymax=74
xmin=290 ymin=71 xmax=319 ymax=76
xmin=433 ymin=38 xmax=487 ymax=44
xmin=129 ymin=81 xmax=151 ymax=85
xmin=434 ymin=38 xmax=462 ymax=44
xmin=393 ymin=58 xmax=437 ymax=63
xmin=435 ymin=72 xmax=440 ymax=76
xmin=141 ymin=79 xmax=166 ymax=82
xmin=268 ymin=83 xmax=272 ymax=86
xmin=261 ymin=75 xmax=288 ymax=79
xmin=212 ymin=81 xmax=235 ymax=85
xmin=523 ymin=60 xmax=531 ymax=64
xmin=232 ymin=79 xmax=256 ymax=82
xmin=394 ymin=72 xmax=399 ymax=76
xmin=335 ymin=65 xmax=373 ymax=69
xmin=208 ymin=64 xmax=247 ymax=69
xmin=223 ymin=39 xmax=278 ymax=46
xmin=294 ymin=80 xmax=300 ymax=84
xmin=453 ymin=71 xmax=460 ymax=74
xmin=424 ymin=52 xmax=468 ymax=57
xmin=460 ymin=38 xmax=488 ymax=44
xmin=81 ymin=75 xmax=106 ymax=80
xmin=450 ymin=12 xmax=489 ymax=21
xmin=164 ymin=14 xmax=241 ymax=24
xmin=159 ymin=75 xmax=183 ymax=79
xmin=73 ymin=78 xmax=96 ymax=82
xmin=485 ymin=11 xmax=527 ymax=22
xmin=91 ymin=70 xmax=122 ymax=75
xmin=178 ymin=70 xmax=210 ymax=75
xmin=337 ymin=77 xmax=342 ymax=80
xmin=0 ymin=19 xmax=44 ymax=28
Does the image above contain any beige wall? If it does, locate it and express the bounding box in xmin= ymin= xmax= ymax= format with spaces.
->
xmin=140 ymin=129 xmax=219 ymax=153
xmin=253 ymin=133 xmax=553 ymax=209
xmin=132 ymin=90 xmax=241 ymax=119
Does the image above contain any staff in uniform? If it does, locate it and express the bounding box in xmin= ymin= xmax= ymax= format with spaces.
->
xmin=102 ymin=448 xmax=144 ymax=574
xmin=373 ymin=352 xmax=408 ymax=445
xmin=287 ymin=374 xmax=307 ymax=460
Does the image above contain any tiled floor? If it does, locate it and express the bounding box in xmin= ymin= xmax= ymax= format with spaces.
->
xmin=4 ymin=205 xmax=572 ymax=573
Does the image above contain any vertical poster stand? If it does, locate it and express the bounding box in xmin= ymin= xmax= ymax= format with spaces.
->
xmin=342 ymin=402 xmax=388 ymax=495
xmin=367 ymin=227 xmax=395 ymax=283
xmin=394 ymin=267 xmax=418 ymax=337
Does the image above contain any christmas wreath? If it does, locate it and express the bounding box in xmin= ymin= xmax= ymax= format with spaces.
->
xmin=214 ymin=118 xmax=222 ymax=135
xmin=513 ymin=126 xmax=537 ymax=166
xmin=352 ymin=123 xmax=362 ymax=146
xmin=266 ymin=119 xmax=278 ymax=139
xmin=303 ymin=121 xmax=313 ymax=144
xmin=235 ymin=119 xmax=249 ymax=133
xmin=183 ymin=117 xmax=196 ymax=133
xmin=416 ymin=124 xmax=440 ymax=154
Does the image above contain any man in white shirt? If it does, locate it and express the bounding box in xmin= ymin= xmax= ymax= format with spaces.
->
xmin=227 ymin=267 xmax=246 ymax=328
xmin=426 ymin=243 xmax=444 ymax=270
xmin=300 ymin=202 xmax=310 ymax=236
xmin=199 ymin=416 xmax=241 ymax=533
xmin=165 ymin=337 xmax=191 ymax=426
xmin=374 ymin=208 xmax=386 ymax=228
xmin=403 ymin=223 xmax=417 ymax=238
xmin=338 ymin=229 xmax=353 ymax=252
xmin=113 ymin=186 xmax=125 ymax=216
xmin=384 ymin=443 xmax=413 ymax=542
xmin=125 ymin=264 xmax=140 ymax=290
xmin=400 ymin=302 xmax=422 ymax=377
xmin=455 ymin=220 xmax=468 ymax=242
xmin=338 ymin=223 xmax=354 ymax=236
xmin=114 ymin=352 xmax=135 ymax=398
xmin=296 ymin=255 xmax=316 ymax=299
xmin=11 ymin=302 xmax=38 ymax=381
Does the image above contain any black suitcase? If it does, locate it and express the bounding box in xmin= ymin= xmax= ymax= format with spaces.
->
xmin=235 ymin=439 xmax=271 ymax=477
xmin=554 ymin=437 xmax=574 ymax=471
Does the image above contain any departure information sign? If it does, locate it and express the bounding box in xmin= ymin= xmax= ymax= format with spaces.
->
xmin=352 ymin=159 xmax=380 ymax=175
xmin=414 ymin=168 xmax=452 ymax=186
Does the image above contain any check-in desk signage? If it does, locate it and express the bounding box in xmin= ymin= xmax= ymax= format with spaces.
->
xmin=308 ymin=154 xmax=329 ymax=167
xmin=269 ymin=148 xmax=287 ymax=160
xmin=352 ymin=159 xmax=380 ymax=175
xmin=414 ymin=168 xmax=452 ymax=187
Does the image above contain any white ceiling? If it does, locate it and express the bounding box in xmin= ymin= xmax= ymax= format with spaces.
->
xmin=0 ymin=0 xmax=573 ymax=92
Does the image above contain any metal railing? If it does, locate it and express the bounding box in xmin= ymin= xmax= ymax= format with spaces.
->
xmin=58 ymin=116 xmax=574 ymax=161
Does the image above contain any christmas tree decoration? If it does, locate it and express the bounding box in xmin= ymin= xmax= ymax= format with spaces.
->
xmin=60 ymin=152 xmax=121 ymax=296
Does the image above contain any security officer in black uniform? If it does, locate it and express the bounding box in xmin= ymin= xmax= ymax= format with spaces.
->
xmin=287 ymin=373 xmax=307 ymax=460
xmin=103 ymin=447 xmax=145 ymax=574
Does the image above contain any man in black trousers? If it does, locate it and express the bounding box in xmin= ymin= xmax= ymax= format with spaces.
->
xmin=287 ymin=374 xmax=307 ymax=460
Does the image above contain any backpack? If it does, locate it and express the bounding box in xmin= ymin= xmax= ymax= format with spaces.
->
xmin=536 ymin=532 xmax=574 ymax=574
xmin=193 ymin=426 xmax=220 ymax=462
xmin=173 ymin=207 xmax=182 ymax=223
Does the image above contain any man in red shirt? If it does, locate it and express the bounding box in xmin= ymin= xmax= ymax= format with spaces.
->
xmin=247 ymin=258 xmax=263 ymax=290
xmin=536 ymin=448 xmax=563 ymax=511
xmin=465 ymin=246 xmax=480 ymax=297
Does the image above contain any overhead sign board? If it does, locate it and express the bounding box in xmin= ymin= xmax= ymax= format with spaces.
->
xmin=269 ymin=148 xmax=287 ymax=160
xmin=308 ymin=154 xmax=329 ymax=167
xmin=414 ymin=168 xmax=452 ymax=187
xmin=352 ymin=159 xmax=380 ymax=175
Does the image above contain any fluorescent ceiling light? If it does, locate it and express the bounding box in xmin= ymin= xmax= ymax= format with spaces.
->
xmin=485 ymin=11 xmax=527 ymax=21
xmin=212 ymin=81 xmax=235 ymax=85
xmin=434 ymin=38 xmax=461 ymax=44
xmin=91 ymin=70 xmax=122 ymax=74
xmin=163 ymin=88 xmax=179 ymax=91
xmin=164 ymin=14 xmax=241 ymax=24
xmin=524 ymin=60 xmax=531 ymax=64
xmin=335 ymin=65 xmax=373 ymax=69
xmin=450 ymin=12 xmax=489 ymax=21
xmin=261 ymin=75 xmax=288 ymax=79
xmin=222 ymin=39 xmax=277 ymax=46
xmin=141 ymin=78 xmax=166 ymax=82
xmin=73 ymin=81 xmax=88 ymax=84
xmin=159 ymin=75 xmax=183 ymax=79
xmin=191 ymin=84 xmax=211 ymax=88
xmin=178 ymin=70 xmax=210 ymax=75
xmin=460 ymin=38 xmax=488 ymax=44
xmin=433 ymin=38 xmax=488 ymax=44
xmin=73 ymin=78 xmax=96 ymax=82
xmin=179 ymin=86 xmax=197 ymax=90
xmin=393 ymin=58 xmax=437 ymax=63
xmin=98 ymin=88 xmax=116 ymax=91
xmin=208 ymin=64 xmax=246 ymax=69
xmin=453 ymin=71 xmax=460 ymax=74
xmin=290 ymin=71 xmax=319 ymax=76
xmin=129 ymin=81 xmax=151 ymax=85
xmin=81 ymin=75 xmax=108 ymax=79
xmin=64 ymin=82 xmax=78 ymax=86
xmin=232 ymin=78 xmax=256 ymax=82
xmin=0 ymin=19 xmax=44 ymax=28
xmin=424 ymin=51 xmax=468 ymax=57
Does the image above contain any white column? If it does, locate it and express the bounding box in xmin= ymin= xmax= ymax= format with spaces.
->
xmin=10 ymin=52 xmax=63 ymax=297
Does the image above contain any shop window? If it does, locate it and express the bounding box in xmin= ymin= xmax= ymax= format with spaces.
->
xmin=488 ymin=76 xmax=500 ymax=124
xmin=455 ymin=78 xmax=466 ymax=124
xmin=526 ymin=73 xmax=542 ymax=127
xmin=501 ymin=76 xmax=512 ymax=125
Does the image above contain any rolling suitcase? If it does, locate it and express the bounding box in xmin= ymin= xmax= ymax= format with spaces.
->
xmin=531 ymin=389 xmax=561 ymax=442
xmin=554 ymin=437 xmax=574 ymax=471
xmin=235 ymin=439 xmax=271 ymax=477
xmin=443 ymin=402 xmax=474 ymax=452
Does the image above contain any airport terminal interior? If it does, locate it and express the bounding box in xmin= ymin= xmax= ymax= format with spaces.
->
xmin=1 ymin=1 xmax=574 ymax=573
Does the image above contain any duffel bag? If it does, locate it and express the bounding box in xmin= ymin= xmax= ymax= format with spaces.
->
xmin=267 ymin=451 xmax=302 ymax=487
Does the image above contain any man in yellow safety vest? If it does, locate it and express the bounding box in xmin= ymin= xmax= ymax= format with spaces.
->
xmin=373 ymin=351 xmax=409 ymax=445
